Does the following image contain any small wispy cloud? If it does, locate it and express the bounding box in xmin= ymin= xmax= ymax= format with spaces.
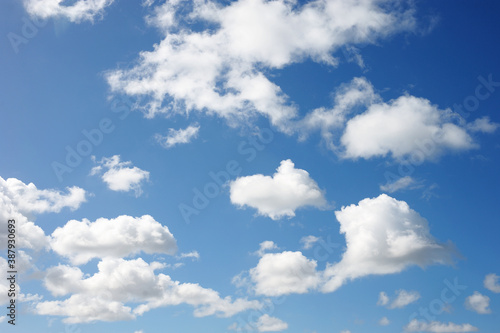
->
xmin=154 ymin=124 xmax=200 ymax=149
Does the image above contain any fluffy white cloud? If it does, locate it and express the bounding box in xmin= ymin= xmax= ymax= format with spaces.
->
xmin=404 ymin=320 xmax=478 ymax=332
xmin=322 ymin=194 xmax=454 ymax=292
xmin=243 ymin=194 xmax=454 ymax=296
xmin=37 ymin=258 xmax=261 ymax=323
xmin=253 ymin=241 xmax=279 ymax=257
xmin=464 ymin=291 xmax=491 ymax=314
xmin=297 ymin=76 xmax=379 ymax=148
xmin=91 ymin=155 xmax=150 ymax=196
xmin=300 ymin=77 xmax=498 ymax=160
xmin=154 ymin=124 xmax=200 ymax=148
xmin=250 ymin=251 xmax=320 ymax=296
xmin=0 ymin=176 xmax=86 ymax=253
xmin=380 ymin=176 xmax=417 ymax=193
xmin=0 ymin=176 xmax=85 ymax=215
xmin=36 ymin=294 xmax=134 ymax=323
xmin=379 ymin=317 xmax=390 ymax=326
xmin=341 ymin=95 xmax=477 ymax=160
xmin=24 ymin=0 xmax=115 ymax=23
xmin=466 ymin=117 xmax=499 ymax=133
xmin=230 ymin=159 xmax=328 ymax=219
xmin=256 ymin=314 xmax=288 ymax=332
xmin=106 ymin=0 xmax=416 ymax=129
xmin=484 ymin=273 xmax=500 ymax=293
xmin=50 ymin=214 xmax=177 ymax=265
xmin=300 ymin=235 xmax=320 ymax=250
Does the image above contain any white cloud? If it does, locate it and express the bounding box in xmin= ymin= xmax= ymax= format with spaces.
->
xmin=230 ymin=159 xmax=328 ymax=219
xmin=253 ymin=241 xmax=279 ymax=257
xmin=50 ymin=215 xmax=177 ymax=265
xmin=91 ymin=155 xmax=150 ymax=196
xmin=37 ymin=293 xmax=135 ymax=323
xmin=300 ymin=235 xmax=320 ymax=250
xmin=0 ymin=316 xmax=5 ymax=323
xmin=154 ymin=124 xmax=200 ymax=148
xmin=243 ymin=194 xmax=454 ymax=297
xmin=484 ymin=273 xmax=500 ymax=293
xmin=380 ymin=176 xmax=417 ymax=193
xmin=299 ymin=77 xmax=497 ymax=159
xmin=388 ymin=290 xmax=420 ymax=309
xmin=464 ymin=291 xmax=491 ymax=314
xmin=404 ymin=319 xmax=478 ymax=332
xmin=322 ymin=194 xmax=454 ymax=292
xmin=340 ymin=330 xmax=351 ymax=333
xmin=378 ymin=290 xmax=420 ymax=309
xmin=37 ymin=258 xmax=261 ymax=323
xmin=106 ymin=0 xmax=416 ymax=130
xmin=250 ymin=251 xmax=320 ymax=296
xmin=178 ymin=251 xmax=200 ymax=260
xmin=0 ymin=176 xmax=86 ymax=215
xmin=255 ymin=314 xmax=288 ymax=332
xmin=297 ymin=77 xmax=379 ymax=148
xmin=0 ymin=176 xmax=86 ymax=254
xmin=377 ymin=291 xmax=389 ymax=306
xmin=341 ymin=95 xmax=477 ymax=160
xmin=379 ymin=317 xmax=390 ymax=326
xmin=466 ymin=116 xmax=499 ymax=133
xmin=24 ymin=0 xmax=115 ymax=23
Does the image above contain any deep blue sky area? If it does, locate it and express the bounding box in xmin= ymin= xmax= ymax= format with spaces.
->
xmin=0 ymin=1 xmax=499 ymax=332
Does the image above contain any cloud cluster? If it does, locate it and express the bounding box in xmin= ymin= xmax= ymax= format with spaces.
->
xmin=24 ymin=0 xmax=115 ymax=23
xmin=230 ymin=159 xmax=328 ymax=219
xmin=243 ymin=194 xmax=454 ymax=297
xmin=106 ymin=0 xmax=416 ymax=129
xmin=91 ymin=155 xmax=150 ymax=196
xmin=37 ymin=257 xmax=261 ymax=323
xmin=50 ymin=214 xmax=178 ymax=265
xmin=102 ymin=0 xmax=496 ymax=162
xmin=154 ymin=123 xmax=200 ymax=148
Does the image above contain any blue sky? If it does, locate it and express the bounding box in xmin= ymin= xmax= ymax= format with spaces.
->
xmin=1 ymin=0 xmax=500 ymax=332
